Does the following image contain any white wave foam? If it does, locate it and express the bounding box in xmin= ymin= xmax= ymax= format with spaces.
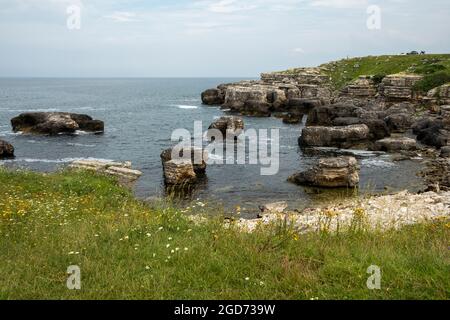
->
xmin=174 ymin=105 xmax=199 ymax=109
xmin=67 ymin=143 xmax=96 ymax=147
xmin=361 ymin=158 xmax=396 ymax=168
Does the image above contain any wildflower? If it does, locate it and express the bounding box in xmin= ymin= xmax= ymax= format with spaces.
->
xmin=168 ymin=237 xmax=173 ymax=241
xmin=158 ymin=227 xmax=163 ymax=231
xmin=146 ymin=233 xmax=151 ymax=237
xmin=166 ymin=244 xmax=170 ymax=248
xmin=171 ymin=249 xmax=175 ymax=254
xmin=175 ymin=247 xmax=180 ymax=251
xmin=259 ymin=281 xmax=265 ymax=286
xmin=184 ymin=247 xmax=188 ymax=251
xmin=145 ymin=266 xmax=150 ymax=270
xmin=245 ymin=277 xmax=250 ymax=281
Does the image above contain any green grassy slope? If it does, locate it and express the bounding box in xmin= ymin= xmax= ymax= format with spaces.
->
xmin=0 ymin=169 xmax=449 ymax=299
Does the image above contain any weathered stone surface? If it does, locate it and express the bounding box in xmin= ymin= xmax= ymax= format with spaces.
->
xmin=201 ymin=88 xmax=225 ymax=105
xmin=0 ymin=140 xmax=14 ymax=158
xmin=374 ymin=137 xmax=417 ymax=152
xmin=208 ymin=116 xmax=244 ymax=137
xmin=340 ymin=76 xmax=377 ymax=98
xmin=413 ymin=118 xmax=449 ymax=148
xmin=258 ymin=201 xmax=288 ymax=215
xmin=69 ymin=160 xmax=142 ymax=183
xmin=161 ymin=146 xmax=208 ymax=175
xmin=384 ymin=113 xmax=413 ymax=133
xmin=11 ymin=112 xmax=104 ymax=135
xmin=163 ymin=160 xmax=197 ymax=185
xmin=299 ymin=124 xmax=370 ymax=148
xmin=241 ymin=100 xmax=271 ymax=117
xmin=288 ymin=156 xmax=360 ymax=188
xmin=380 ymin=73 xmax=423 ymax=101
xmin=427 ymin=83 xmax=450 ymax=105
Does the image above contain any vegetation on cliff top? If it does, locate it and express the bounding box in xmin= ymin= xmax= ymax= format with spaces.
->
xmin=278 ymin=54 xmax=450 ymax=90
xmin=0 ymin=168 xmax=449 ymax=299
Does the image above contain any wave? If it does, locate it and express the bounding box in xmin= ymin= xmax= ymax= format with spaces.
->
xmin=67 ymin=143 xmax=96 ymax=148
xmin=361 ymin=158 xmax=396 ymax=168
xmin=174 ymin=105 xmax=199 ymax=109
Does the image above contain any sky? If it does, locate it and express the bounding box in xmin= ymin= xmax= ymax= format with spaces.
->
xmin=0 ymin=0 xmax=449 ymax=77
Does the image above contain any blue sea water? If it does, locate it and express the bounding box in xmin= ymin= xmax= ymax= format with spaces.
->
xmin=0 ymin=78 xmax=425 ymax=212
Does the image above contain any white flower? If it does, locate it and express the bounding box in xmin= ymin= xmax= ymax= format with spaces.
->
xmin=175 ymin=247 xmax=180 ymax=251
xmin=168 ymin=237 xmax=172 ymax=241
xmin=171 ymin=249 xmax=175 ymax=254
xmin=245 ymin=277 xmax=250 ymax=281
xmin=184 ymin=247 xmax=188 ymax=251
xmin=166 ymin=244 xmax=170 ymax=248
xmin=145 ymin=266 xmax=150 ymax=270
xmin=146 ymin=233 xmax=151 ymax=237
xmin=158 ymin=226 xmax=163 ymax=231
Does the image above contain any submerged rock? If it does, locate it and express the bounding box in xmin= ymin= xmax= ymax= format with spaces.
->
xmin=299 ymin=124 xmax=370 ymax=148
xmin=0 ymin=140 xmax=14 ymax=159
xmin=288 ymin=156 xmax=360 ymax=188
xmin=11 ymin=112 xmax=104 ymax=135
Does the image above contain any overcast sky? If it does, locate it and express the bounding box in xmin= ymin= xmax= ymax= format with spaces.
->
xmin=1 ymin=0 xmax=449 ymax=77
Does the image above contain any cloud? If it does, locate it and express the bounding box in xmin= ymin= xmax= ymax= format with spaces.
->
xmin=310 ymin=0 xmax=368 ymax=8
xmin=103 ymin=11 xmax=139 ymax=22
xmin=293 ymin=47 xmax=305 ymax=53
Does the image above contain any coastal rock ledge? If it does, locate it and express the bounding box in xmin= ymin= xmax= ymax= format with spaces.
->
xmin=11 ymin=112 xmax=104 ymax=135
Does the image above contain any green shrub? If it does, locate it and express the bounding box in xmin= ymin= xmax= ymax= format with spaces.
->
xmin=413 ymin=71 xmax=450 ymax=93
xmin=372 ymin=74 xmax=386 ymax=84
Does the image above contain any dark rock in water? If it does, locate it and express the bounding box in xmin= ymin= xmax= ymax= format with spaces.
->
xmin=288 ymin=156 xmax=359 ymax=188
xmin=241 ymin=100 xmax=271 ymax=117
xmin=208 ymin=116 xmax=244 ymax=138
xmin=0 ymin=139 xmax=14 ymax=158
xmin=11 ymin=112 xmax=104 ymax=135
xmin=201 ymin=88 xmax=225 ymax=105
xmin=299 ymin=124 xmax=370 ymax=149
xmin=384 ymin=113 xmax=413 ymax=133
xmin=332 ymin=117 xmax=390 ymax=140
xmin=282 ymin=113 xmax=303 ymax=124
xmin=413 ymin=118 xmax=448 ymax=148
xmin=440 ymin=146 xmax=450 ymax=158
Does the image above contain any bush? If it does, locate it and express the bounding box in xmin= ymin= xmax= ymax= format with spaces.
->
xmin=372 ymin=74 xmax=386 ymax=84
xmin=413 ymin=71 xmax=450 ymax=93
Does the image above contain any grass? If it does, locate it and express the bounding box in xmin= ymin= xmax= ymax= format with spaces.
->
xmin=282 ymin=54 xmax=450 ymax=90
xmin=0 ymin=168 xmax=449 ymax=300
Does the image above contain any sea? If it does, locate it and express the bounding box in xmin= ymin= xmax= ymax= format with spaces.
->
xmin=0 ymin=78 xmax=425 ymax=213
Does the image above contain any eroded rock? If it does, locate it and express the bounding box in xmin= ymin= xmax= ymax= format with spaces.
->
xmin=288 ymin=156 xmax=360 ymax=188
xmin=0 ymin=140 xmax=14 ymax=159
xmin=299 ymin=124 xmax=370 ymax=148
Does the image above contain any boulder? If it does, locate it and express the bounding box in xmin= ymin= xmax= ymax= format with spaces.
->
xmin=332 ymin=117 xmax=390 ymax=140
xmin=208 ymin=116 xmax=244 ymax=138
xmin=201 ymin=88 xmax=225 ymax=105
xmin=299 ymin=124 xmax=370 ymax=148
xmin=288 ymin=156 xmax=359 ymax=188
xmin=413 ymin=118 xmax=449 ymax=148
xmin=374 ymin=137 xmax=417 ymax=152
xmin=288 ymin=98 xmax=322 ymax=114
xmin=0 ymin=140 xmax=14 ymax=158
xmin=306 ymin=102 xmax=359 ymax=126
xmin=11 ymin=112 xmax=104 ymax=135
xmin=384 ymin=113 xmax=413 ymax=133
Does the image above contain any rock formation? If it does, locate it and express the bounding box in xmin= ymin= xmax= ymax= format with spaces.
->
xmin=0 ymin=140 xmax=14 ymax=159
xmin=11 ymin=112 xmax=104 ymax=135
xmin=161 ymin=147 xmax=208 ymax=185
xmin=288 ymin=156 xmax=360 ymax=188
xmin=69 ymin=160 xmax=142 ymax=184
xmin=299 ymin=124 xmax=370 ymax=148
xmin=207 ymin=116 xmax=244 ymax=138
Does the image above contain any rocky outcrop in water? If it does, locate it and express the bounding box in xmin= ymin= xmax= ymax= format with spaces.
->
xmin=373 ymin=136 xmax=417 ymax=152
xmin=0 ymin=140 xmax=14 ymax=159
xmin=11 ymin=112 xmax=104 ymax=135
xmin=299 ymin=124 xmax=370 ymax=149
xmin=288 ymin=156 xmax=359 ymax=188
xmin=161 ymin=147 xmax=208 ymax=185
